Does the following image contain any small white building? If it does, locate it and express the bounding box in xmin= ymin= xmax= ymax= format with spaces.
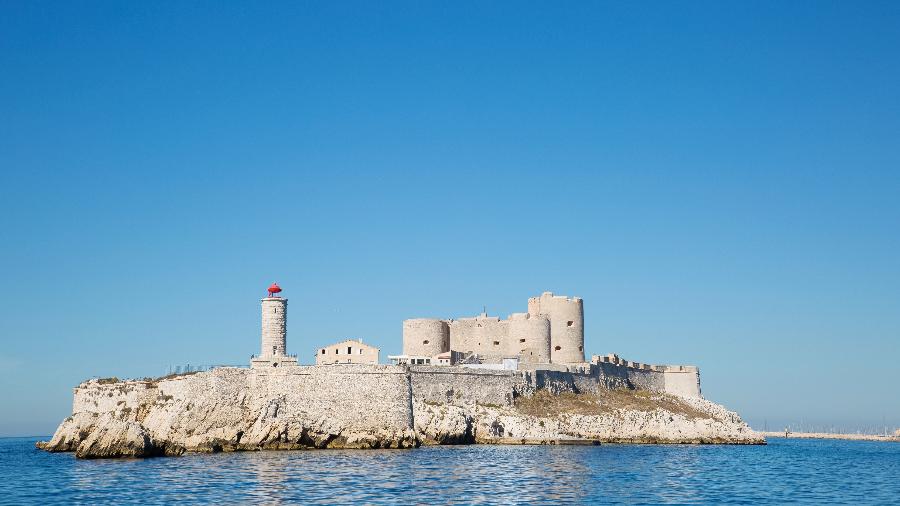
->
xmin=388 ymin=350 xmax=463 ymax=366
xmin=316 ymin=339 xmax=380 ymax=365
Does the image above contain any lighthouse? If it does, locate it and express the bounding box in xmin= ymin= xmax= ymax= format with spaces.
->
xmin=251 ymin=282 xmax=298 ymax=368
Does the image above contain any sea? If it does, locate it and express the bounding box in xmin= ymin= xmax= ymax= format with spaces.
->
xmin=2 ymin=437 xmax=898 ymax=504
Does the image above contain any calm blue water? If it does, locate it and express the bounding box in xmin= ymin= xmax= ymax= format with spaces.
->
xmin=2 ymin=437 xmax=899 ymax=504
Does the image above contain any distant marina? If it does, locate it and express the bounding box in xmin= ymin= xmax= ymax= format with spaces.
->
xmin=761 ymin=431 xmax=900 ymax=443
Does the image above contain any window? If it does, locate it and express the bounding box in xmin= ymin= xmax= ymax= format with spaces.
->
xmin=274 ymin=308 xmax=277 ymax=313
xmin=347 ymin=346 xmax=352 ymax=354
xmin=273 ymin=363 xmax=278 ymax=367
xmin=321 ymin=349 xmax=325 ymax=355
xmin=578 ymin=346 xmax=583 ymax=352
xmin=272 ymin=346 xmax=277 ymax=354
xmin=493 ymin=341 xmax=500 ymax=346
xmin=567 ymin=321 xmax=573 ymax=327
xmin=519 ymin=339 xmax=526 ymax=343
xmin=555 ymin=346 xmax=561 ymax=351
xmin=335 ymin=348 xmax=339 ymax=354
xmin=358 ymin=349 xmax=363 ymax=355
xmin=423 ymin=340 xmax=430 ymax=345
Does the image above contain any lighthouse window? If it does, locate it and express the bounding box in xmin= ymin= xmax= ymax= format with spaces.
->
xmin=321 ymin=349 xmax=325 ymax=355
xmin=567 ymin=321 xmax=573 ymax=327
xmin=423 ymin=340 xmax=430 ymax=345
xmin=493 ymin=341 xmax=500 ymax=346
xmin=274 ymin=308 xmax=277 ymax=313
xmin=335 ymin=349 xmax=339 ymax=354
xmin=519 ymin=339 xmax=526 ymax=343
xmin=358 ymin=349 xmax=363 ymax=355
xmin=555 ymin=346 xmax=561 ymax=351
xmin=347 ymin=346 xmax=352 ymax=354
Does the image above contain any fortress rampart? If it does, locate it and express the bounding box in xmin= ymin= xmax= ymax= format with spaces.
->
xmin=591 ymin=354 xmax=701 ymax=398
xmin=72 ymin=365 xmax=415 ymax=444
xmin=72 ymin=357 xmax=699 ymax=438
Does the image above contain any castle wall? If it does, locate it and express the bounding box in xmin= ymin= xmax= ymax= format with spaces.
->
xmin=528 ymin=292 xmax=585 ymax=363
xmin=249 ymin=365 xmax=413 ymax=431
xmin=408 ymin=366 xmax=527 ymax=407
xmin=449 ymin=315 xmax=509 ymax=362
xmin=626 ymin=366 xmax=667 ymax=392
xmin=663 ymin=366 xmax=702 ymax=398
xmin=590 ymin=354 xmax=701 ymax=398
xmin=506 ymin=313 xmax=551 ymax=363
xmin=260 ymin=297 xmax=287 ymax=357
xmin=403 ymin=319 xmax=450 ymax=357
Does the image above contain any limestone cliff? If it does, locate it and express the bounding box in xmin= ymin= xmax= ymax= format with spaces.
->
xmin=415 ymin=389 xmax=762 ymax=445
xmin=38 ymin=365 xmax=762 ymax=458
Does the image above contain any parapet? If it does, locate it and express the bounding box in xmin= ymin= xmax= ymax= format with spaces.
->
xmin=590 ymin=354 xmax=701 ymax=398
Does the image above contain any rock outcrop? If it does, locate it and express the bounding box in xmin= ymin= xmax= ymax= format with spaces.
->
xmin=413 ymin=390 xmax=762 ymax=445
xmin=39 ymin=365 xmax=762 ymax=458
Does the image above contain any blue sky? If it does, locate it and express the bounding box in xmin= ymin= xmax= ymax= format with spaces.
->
xmin=1 ymin=1 xmax=899 ymax=437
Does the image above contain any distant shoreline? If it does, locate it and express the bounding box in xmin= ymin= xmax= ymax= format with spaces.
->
xmin=761 ymin=431 xmax=900 ymax=443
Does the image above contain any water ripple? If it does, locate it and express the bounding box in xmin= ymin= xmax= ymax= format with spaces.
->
xmin=2 ymin=438 xmax=898 ymax=504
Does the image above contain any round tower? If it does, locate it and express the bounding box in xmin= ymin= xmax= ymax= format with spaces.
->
xmin=507 ymin=313 xmax=551 ymax=363
xmin=529 ymin=292 xmax=584 ymax=363
xmin=551 ymin=296 xmax=584 ymax=363
xmin=403 ymin=319 xmax=449 ymax=357
xmin=261 ymin=282 xmax=287 ymax=357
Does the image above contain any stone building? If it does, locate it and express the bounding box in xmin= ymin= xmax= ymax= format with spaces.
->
xmin=316 ymin=339 xmax=379 ymax=365
xmin=251 ymin=283 xmax=298 ymax=368
xmin=401 ymin=292 xmax=585 ymax=365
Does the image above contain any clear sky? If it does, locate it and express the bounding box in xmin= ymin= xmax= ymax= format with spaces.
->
xmin=1 ymin=1 xmax=899 ymax=437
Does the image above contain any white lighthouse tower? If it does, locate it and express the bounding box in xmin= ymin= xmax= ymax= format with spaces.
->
xmin=251 ymin=282 xmax=298 ymax=368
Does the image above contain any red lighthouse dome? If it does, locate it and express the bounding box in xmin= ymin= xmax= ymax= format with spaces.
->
xmin=267 ymin=282 xmax=282 ymax=297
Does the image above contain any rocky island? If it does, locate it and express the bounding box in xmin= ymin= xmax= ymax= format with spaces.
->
xmin=39 ymin=285 xmax=763 ymax=458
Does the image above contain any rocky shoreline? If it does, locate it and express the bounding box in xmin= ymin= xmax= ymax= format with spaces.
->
xmin=38 ymin=365 xmax=763 ymax=458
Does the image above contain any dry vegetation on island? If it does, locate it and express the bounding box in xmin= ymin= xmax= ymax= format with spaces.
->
xmin=514 ymin=388 xmax=711 ymax=421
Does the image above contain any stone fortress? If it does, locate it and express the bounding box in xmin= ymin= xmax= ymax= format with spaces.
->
xmin=250 ymin=282 xmax=701 ymax=399
xmin=399 ymin=292 xmax=585 ymax=365
xmin=38 ymin=281 xmax=762 ymax=458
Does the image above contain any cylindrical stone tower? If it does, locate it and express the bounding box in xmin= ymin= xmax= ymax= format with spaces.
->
xmin=261 ymin=282 xmax=287 ymax=357
xmin=507 ymin=313 xmax=551 ymax=363
xmin=528 ymin=292 xmax=584 ymax=363
xmin=403 ymin=318 xmax=449 ymax=357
